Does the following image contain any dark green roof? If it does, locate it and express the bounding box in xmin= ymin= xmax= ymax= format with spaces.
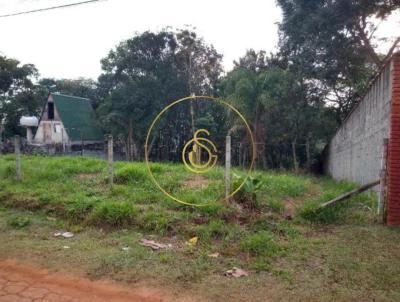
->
xmin=52 ymin=93 xmax=103 ymax=142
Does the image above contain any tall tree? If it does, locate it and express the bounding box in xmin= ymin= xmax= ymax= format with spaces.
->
xmin=97 ymin=28 xmax=223 ymax=160
xmin=0 ymin=55 xmax=40 ymax=138
xmin=221 ymin=50 xmax=336 ymax=170
xmin=39 ymin=78 xmax=100 ymax=106
xmin=277 ymin=0 xmax=400 ymax=121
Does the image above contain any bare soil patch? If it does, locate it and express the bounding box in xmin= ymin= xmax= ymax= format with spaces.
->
xmin=0 ymin=260 xmax=199 ymax=302
xmin=183 ymin=175 xmax=210 ymax=189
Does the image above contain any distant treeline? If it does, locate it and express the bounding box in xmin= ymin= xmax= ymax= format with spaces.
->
xmin=1 ymin=1 xmax=399 ymax=170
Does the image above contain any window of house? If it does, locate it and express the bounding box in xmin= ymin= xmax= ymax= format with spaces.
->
xmin=48 ymin=102 xmax=54 ymax=120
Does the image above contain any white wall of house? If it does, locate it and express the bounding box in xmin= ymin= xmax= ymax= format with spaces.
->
xmin=34 ymin=120 xmax=69 ymax=145
xmin=33 ymin=95 xmax=70 ymax=145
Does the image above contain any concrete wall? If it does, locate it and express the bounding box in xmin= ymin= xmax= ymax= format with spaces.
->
xmin=387 ymin=54 xmax=400 ymax=225
xmin=325 ymin=61 xmax=393 ymax=187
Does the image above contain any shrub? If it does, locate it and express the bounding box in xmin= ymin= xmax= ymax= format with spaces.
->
xmin=233 ymin=174 xmax=263 ymax=209
xmin=8 ymin=216 xmax=31 ymax=229
xmin=89 ymin=201 xmax=138 ymax=227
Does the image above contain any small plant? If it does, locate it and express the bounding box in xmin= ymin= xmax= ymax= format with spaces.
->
xmin=233 ymin=173 xmax=263 ymax=209
xmin=240 ymin=231 xmax=282 ymax=257
xmin=298 ymin=197 xmax=364 ymax=224
xmin=8 ymin=216 xmax=31 ymax=229
xmin=89 ymin=201 xmax=138 ymax=227
xmin=140 ymin=211 xmax=172 ymax=234
xmin=267 ymin=199 xmax=285 ymax=213
xmin=66 ymin=199 xmax=96 ymax=223
xmin=191 ymin=219 xmax=234 ymax=243
xmin=114 ymin=165 xmax=147 ymax=184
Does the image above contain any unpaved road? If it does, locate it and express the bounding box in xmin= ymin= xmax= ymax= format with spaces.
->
xmin=0 ymin=260 xmax=190 ymax=302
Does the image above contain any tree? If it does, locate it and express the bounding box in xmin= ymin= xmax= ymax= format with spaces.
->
xmin=277 ymin=0 xmax=400 ymax=121
xmin=0 ymin=55 xmax=40 ymax=138
xmin=39 ymin=78 xmax=100 ymax=106
xmin=221 ymin=50 xmax=336 ymax=170
xmin=97 ymin=28 xmax=223 ymax=160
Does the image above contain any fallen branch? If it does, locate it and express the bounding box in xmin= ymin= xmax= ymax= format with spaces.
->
xmin=319 ymin=180 xmax=380 ymax=208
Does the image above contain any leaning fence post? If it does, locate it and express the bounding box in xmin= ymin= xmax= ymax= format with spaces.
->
xmin=225 ymin=135 xmax=231 ymax=201
xmin=108 ymin=135 xmax=113 ymax=188
xmin=379 ymin=138 xmax=389 ymax=223
xmin=14 ymin=135 xmax=21 ymax=181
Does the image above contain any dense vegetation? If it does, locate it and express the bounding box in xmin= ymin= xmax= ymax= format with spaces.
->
xmin=1 ymin=1 xmax=399 ymax=170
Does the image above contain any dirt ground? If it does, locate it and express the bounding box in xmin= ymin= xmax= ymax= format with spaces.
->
xmin=0 ymin=260 xmax=199 ymax=302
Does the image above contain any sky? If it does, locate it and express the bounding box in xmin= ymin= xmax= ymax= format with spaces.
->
xmin=0 ymin=0 xmax=282 ymax=79
xmin=0 ymin=0 xmax=399 ymax=80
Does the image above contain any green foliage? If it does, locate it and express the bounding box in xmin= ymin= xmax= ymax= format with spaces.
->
xmin=140 ymin=211 xmax=173 ymax=234
xmin=190 ymin=219 xmax=234 ymax=244
xmin=240 ymin=231 xmax=282 ymax=257
xmin=97 ymin=28 xmax=222 ymax=160
xmin=114 ymin=165 xmax=148 ymax=184
xmin=233 ymin=173 xmax=263 ymax=209
xmin=0 ymin=55 xmax=42 ymax=138
xmin=89 ymin=202 xmax=138 ymax=227
xmin=66 ymin=199 xmax=97 ymax=223
xmin=277 ymin=0 xmax=399 ymax=120
xmin=7 ymin=215 xmax=31 ymax=229
xmin=298 ymin=181 xmax=375 ymax=224
xmin=267 ymin=199 xmax=285 ymax=213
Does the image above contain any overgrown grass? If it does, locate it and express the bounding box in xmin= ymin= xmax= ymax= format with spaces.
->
xmin=0 ymin=155 xmax=378 ymax=273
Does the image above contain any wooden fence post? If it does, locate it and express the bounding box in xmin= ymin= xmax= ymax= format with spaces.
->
xmin=225 ymin=135 xmax=231 ymax=201
xmin=108 ymin=135 xmax=113 ymax=188
xmin=14 ymin=135 xmax=21 ymax=181
xmin=379 ymin=138 xmax=389 ymax=223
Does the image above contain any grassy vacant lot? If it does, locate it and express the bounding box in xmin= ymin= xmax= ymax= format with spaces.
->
xmin=0 ymin=155 xmax=400 ymax=301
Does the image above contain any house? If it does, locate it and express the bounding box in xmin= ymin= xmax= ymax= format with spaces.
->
xmin=33 ymin=93 xmax=103 ymax=148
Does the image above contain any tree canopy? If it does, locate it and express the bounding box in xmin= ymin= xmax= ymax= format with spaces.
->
xmin=277 ymin=0 xmax=400 ymax=121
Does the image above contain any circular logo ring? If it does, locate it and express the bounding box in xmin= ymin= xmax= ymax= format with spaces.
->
xmin=144 ymin=95 xmax=255 ymax=207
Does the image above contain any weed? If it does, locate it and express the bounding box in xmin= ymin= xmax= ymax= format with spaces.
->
xmin=190 ymin=219 xmax=234 ymax=243
xmin=140 ymin=211 xmax=173 ymax=234
xmin=114 ymin=164 xmax=148 ymax=184
xmin=240 ymin=231 xmax=282 ymax=257
xmin=267 ymin=198 xmax=285 ymax=213
xmin=89 ymin=201 xmax=138 ymax=227
xmin=233 ymin=174 xmax=263 ymax=209
xmin=66 ymin=198 xmax=97 ymax=223
xmin=7 ymin=215 xmax=31 ymax=229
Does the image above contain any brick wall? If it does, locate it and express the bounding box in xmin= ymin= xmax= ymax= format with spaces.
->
xmin=387 ymin=53 xmax=400 ymax=225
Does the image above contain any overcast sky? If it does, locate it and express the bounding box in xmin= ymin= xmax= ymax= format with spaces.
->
xmin=0 ymin=0 xmax=399 ymax=80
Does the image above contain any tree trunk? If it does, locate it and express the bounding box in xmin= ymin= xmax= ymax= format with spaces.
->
xmin=306 ymin=136 xmax=311 ymax=172
xmin=292 ymin=139 xmax=299 ymax=173
xmin=128 ymin=118 xmax=134 ymax=161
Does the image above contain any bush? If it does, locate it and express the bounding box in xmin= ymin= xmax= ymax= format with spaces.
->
xmin=240 ymin=231 xmax=282 ymax=257
xmin=8 ymin=216 xmax=31 ymax=229
xmin=233 ymin=174 xmax=262 ymax=209
xmin=89 ymin=201 xmax=138 ymax=227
